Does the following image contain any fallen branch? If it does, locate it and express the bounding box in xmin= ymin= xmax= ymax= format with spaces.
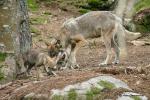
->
xmin=95 ymin=66 xmax=146 ymax=75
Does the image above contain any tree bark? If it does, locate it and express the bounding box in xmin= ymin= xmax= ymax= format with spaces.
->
xmin=114 ymin=0 xmax=138 ymax=19
xmin=0 ymin=0 xmax=32 ymax=82
xmin=0 ymin=0 xmax=31 ymax=53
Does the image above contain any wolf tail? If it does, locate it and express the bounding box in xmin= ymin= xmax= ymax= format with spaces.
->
xmin=113 ymin=23 xmax=127 ymax=58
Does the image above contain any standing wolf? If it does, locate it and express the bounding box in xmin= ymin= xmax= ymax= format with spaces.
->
xmin=49 ymin=11 xmax=129 ymax=68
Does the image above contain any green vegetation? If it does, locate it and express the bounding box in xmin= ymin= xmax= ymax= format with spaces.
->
xmin=78 ymin=9 xmax=91 ymax=14
xmin=0 ymin=66 xmax=4 ymax=81
xmin=98 ymin=80 xmax=116 ymax=90
xmin=133 ymin=11 xmax=150 ymax=33
xmin=83 ymin=0 xmax=116 ymax=10
xmin=30 ymin=17 xmax=47 ymax=25
xmin=131 ymin=96 xmax=141 ymax=100
xmin=0 ymin=52 xmax=7 ymax=62
xmin=68 ymin=89 xmax=77 ymax=100
xmin=27 ymin=0 xmax=39 ymax=11
xmin=133 ymin=0 xmax=150 ymax=33
xmin=134 ymin=0 xmax=150 ymax=12
xmin=30 ymin=26 xmax=40 ymax=34
xmin=86 ymin=87 xmax=101 ymax=100
xmin=51 ymin=95 xmax=64 ymax=100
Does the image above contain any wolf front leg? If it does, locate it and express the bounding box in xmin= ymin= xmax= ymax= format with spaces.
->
xmin=67 ymin=50 xmax=79 ymax=69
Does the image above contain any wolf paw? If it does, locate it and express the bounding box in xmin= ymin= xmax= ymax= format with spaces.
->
xmin=69 ymin=63 xmax=80 ymax=69
xmin=112 ymin=60 xmax=119 ymax=64
xmin=99 ymin=62 xmax=108 ymax=67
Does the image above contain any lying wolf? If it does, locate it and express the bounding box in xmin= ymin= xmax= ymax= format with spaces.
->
xmin=22 ymin=49 xmax=63 ymax=80
xmin=48 ymin=11 xmax=140 ymax=68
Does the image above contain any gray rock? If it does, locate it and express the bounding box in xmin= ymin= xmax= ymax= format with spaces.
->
xmin=117 ymin=92 xmax=148 ymax=100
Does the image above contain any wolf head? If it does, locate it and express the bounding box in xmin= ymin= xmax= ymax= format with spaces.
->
xmin=45 ymin=38 xmax=62 ymax=58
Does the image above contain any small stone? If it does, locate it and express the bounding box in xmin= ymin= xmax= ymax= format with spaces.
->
xmin=2 ymin=7 xmax=8 ymax=10
xmin=3 ymin=25 xmax=9 ymax=28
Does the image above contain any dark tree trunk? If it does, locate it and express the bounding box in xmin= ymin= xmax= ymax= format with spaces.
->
xmin=0 ymin=0 xmax=32 ymax=83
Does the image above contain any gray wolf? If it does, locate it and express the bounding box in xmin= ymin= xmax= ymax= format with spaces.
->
xmin=22 ymin=49 xmax=63 ymax=80
xmin=49 ymin=11 xmax=138 ymax=68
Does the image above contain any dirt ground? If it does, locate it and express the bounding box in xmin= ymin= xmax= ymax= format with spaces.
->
xmin=0 ymin=4 xmax=150 ymax=100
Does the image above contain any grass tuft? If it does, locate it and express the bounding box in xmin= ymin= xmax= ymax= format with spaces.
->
xmin=51 ymin=95 xmax=64 ymax=100
xmin=131 ymin=96 xmax=141 ymax=100
xmin=134 ymin=0 xmax=150 ymax=12
xmin=68 ymin=89 xmax=77 ymax=100
xmin=27 ymin=0 xmax=39 ymax=11
xmin=98 ymin=80 xmax=116 ymax=90
xmin=86 ymin=87 xmax=101 ymax=100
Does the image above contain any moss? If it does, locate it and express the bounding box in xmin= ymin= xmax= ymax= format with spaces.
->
xmin=27 ymin=0 xmax=39 ymax=11
xmin=51 ymin=95 xmax=64 ymax=100
xmin=68 ymin=89 xmax=77 ymax=100
xmin=131 ymin=96 xmax=141 ymax=100
xmin=98 ymin=80 xmax=116 ymax=90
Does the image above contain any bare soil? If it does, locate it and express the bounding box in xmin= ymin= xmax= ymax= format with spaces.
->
xmin=0 ymin=4 xmax=150 ymax=100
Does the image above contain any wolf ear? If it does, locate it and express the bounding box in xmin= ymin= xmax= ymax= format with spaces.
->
xmin=45 ymin=41 xmax=51 ymax=46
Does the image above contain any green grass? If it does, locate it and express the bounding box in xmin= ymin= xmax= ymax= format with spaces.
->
xmin=30 ymin=26 xmax=40 ymax=34
xmin=78 ymin=9 xmax=91 ymax=14
xmin=68 ymin=89 xmax=77 ymax=100
xmin=134 ymin=0 xmax=150 ymax=12
xmin=86 ymin=87 xmax=101 ymax=100
xmin=98 ymin=80 xmax=116 ymax=90
xmin=51 ymin=95 xmax=64 ymax=100
xmin=131 ymin=96 xmax=141 ymax=100
xmin=27 ymin=0 xmax=39 ymax=11
xmin=30 ymin=17 xmax=47 ymax=25
xmin=86 ymin=90 xmax=94 ymax=100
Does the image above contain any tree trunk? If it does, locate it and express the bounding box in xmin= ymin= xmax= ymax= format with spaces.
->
xmin=0 ymin=0 xmax=32 ymax=53
xmin=0 ymin=0 xmax=32 ymax=83
xmin=114 ymin=0 xmax=138 ymax=19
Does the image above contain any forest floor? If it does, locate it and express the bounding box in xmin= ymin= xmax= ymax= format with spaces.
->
xmin=0 ymin=3 xmax=150 ymax=100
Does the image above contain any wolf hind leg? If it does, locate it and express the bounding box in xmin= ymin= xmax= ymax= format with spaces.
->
xmin=111 ymin=39 xmax=120 ymax=64
xmin=99 ymin=35 xmax=112 ymax=66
